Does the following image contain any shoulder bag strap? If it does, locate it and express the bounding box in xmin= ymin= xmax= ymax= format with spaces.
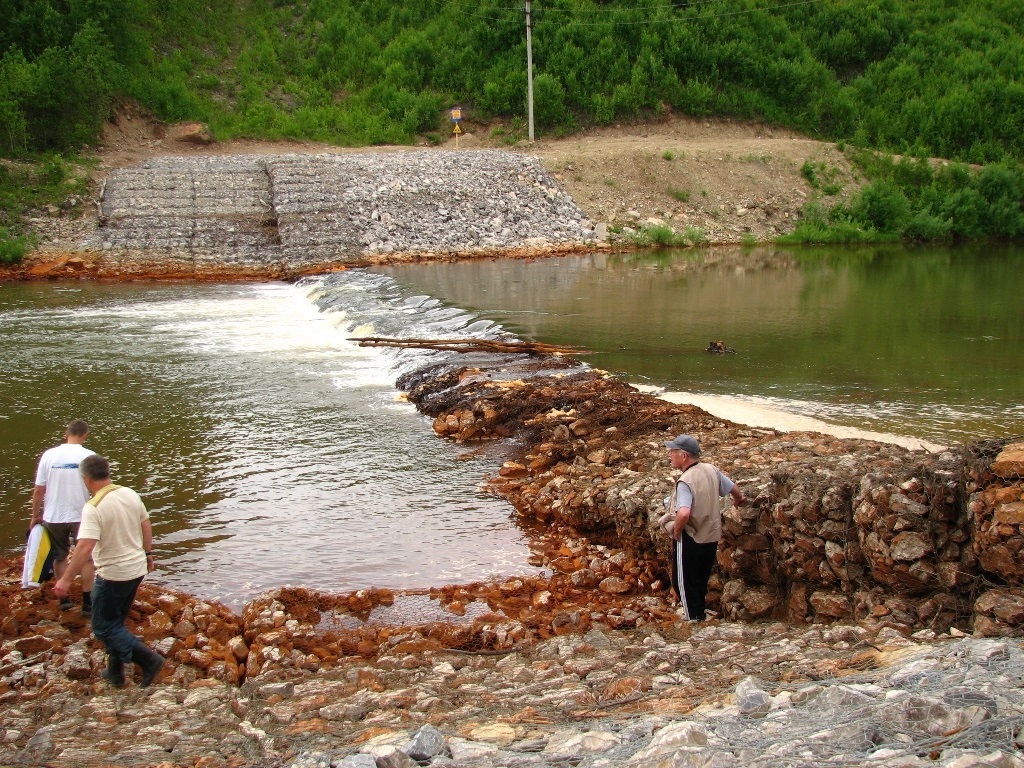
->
xmin=87 ymin=483 xmax=122 ymax=508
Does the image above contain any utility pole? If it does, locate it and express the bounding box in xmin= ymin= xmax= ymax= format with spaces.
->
xmin=525 ymin=0 xmax=535 ymax=142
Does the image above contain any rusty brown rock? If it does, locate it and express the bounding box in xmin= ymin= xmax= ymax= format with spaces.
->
xmin=809 ymin=591 xmax=853 ymax=619
xmin=890 ymin=532 xmax=932 ymax=562
xmin=167 ymin=121 xmax=215 ymax=145
xmin=992 ymin=443 xmax=1024 ymax=479
xmin=993 ymin=501 xmax=1024 ymax=525
xmin=598 ymin=576 xmax=631 ymax=594
xmin=13 ymin=635 xmax=55 ymax=655
xmin=739 ymin=588 xmax=778 ymax=619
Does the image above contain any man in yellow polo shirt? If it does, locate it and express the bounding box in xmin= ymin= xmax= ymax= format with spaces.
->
xmin=54 ymin=454 xmax=165 ymax=688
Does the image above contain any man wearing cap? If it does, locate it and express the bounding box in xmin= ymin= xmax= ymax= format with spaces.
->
xmin=664 ymin=434 xmax=746 ymax=621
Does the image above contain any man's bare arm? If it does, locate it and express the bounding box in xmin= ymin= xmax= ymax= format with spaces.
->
xmin=53 ymin=539 xmax=97 ymax=597
xmin=30 ymin=485 xmax=45 ymax=527
xmin=672 ymin=506 xmax=691 ymax=540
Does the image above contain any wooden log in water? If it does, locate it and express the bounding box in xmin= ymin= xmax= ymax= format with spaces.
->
xmin=347 ymin=336 xmax=589 ymax=356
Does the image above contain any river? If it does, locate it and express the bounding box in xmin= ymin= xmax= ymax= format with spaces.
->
xmin=1 ymin=244 xmax=1020 ymax=606
xmin=0 ymin=276 xmax=539 ymax=608
xmin=381 ymin=243 xmax=1023 ymax=447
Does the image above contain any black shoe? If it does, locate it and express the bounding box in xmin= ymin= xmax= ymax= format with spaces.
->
xmin=80 ymin=603 xmax=92 ymax=616
xmin=131 ymin=645 xmax=165 ymax=687
xmin=101 ymin=656 xmax=125 ymax=688
xmin=59 ymin=597 xmax=73 ymax=611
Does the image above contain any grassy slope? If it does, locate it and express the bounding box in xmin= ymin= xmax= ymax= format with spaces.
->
xmin=1 ymin=0 xmax=1023 ymax=253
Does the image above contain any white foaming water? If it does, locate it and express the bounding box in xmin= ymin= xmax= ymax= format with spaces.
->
xmin=637 ymin=386 xmax=947 ymax=452
xmin=0 ymin=276 xmax=541 ymax=608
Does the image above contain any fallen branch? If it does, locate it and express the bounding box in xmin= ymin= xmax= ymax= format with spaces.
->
xmin=347 ymin=336 xmax=589 ymax=356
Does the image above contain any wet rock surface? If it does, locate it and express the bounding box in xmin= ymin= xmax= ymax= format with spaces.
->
xmin=3 ymin=351 xmax=1023 ymax=766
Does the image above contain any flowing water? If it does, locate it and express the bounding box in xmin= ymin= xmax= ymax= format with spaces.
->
xmin=0 ymin=276 xmax=540 ymax=608
xmin=2 ymin=244 xmax=1021 ymax=606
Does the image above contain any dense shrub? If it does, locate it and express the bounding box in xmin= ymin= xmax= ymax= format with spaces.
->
xmin=0 ymin=0 xmax=1023 ymax=161
xmin=787 ymin=153 xmax=1024 ymax=244
xmin=0 ymin=154 xmax=90 ymax=262
xmin=1 ymin=0 xmax=1023 ymax=259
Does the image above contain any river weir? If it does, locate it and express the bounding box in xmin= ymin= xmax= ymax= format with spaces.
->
xmin=81 ymin=151 xmax=596 ymax=278
xmin=3 ymin=151 xmax=1024 ymax=767
xmin=0 ymin=276 xmax=556 ymax=607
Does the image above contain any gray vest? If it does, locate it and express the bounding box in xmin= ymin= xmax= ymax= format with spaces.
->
xmin=675 ymin=462 xmax=722 ymax=544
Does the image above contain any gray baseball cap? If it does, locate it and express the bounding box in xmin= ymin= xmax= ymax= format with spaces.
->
xmin=664 ymin=434 xmax=701 ymax=455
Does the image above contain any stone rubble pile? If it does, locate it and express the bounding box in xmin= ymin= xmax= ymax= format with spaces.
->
xmin=967 ymin=441 xmax=1024 ymax=636
xmin=93 ymin=151 xmax=596 ymax=277
xmin=6 ymin=609 xmax=1024 ymax=768
xmin=400 ymin=358 xmax=1024 ymax=635
xmin=273 ymin=632 xmax=1024 ymax=768
xmin=0 ymin=577 xmax=248 ymax=691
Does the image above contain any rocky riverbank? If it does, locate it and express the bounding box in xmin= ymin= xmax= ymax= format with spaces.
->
xmin=400 ymin=358 xmax=1024 ymax=635
xmin=6 ymin=575 xmax=1024 ymax=768
xmin=3 ymin=345 xmax=1023 ymax=766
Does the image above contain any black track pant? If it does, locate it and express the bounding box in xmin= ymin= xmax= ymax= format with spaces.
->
xmin=672 ymin=531 xmax=719 ymax=621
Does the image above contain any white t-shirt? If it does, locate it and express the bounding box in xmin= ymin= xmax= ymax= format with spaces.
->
xmin=78 ymin=486 xmax=150 ymax=581
xmin=34 ymin=443 xmax=95 ymax=524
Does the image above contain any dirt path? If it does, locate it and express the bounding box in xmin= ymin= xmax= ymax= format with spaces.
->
xmin=526 ymin=116 xmax=855 ymax=242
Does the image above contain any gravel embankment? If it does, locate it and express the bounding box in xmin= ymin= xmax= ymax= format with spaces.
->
xmin=85 ymin=151 xmax=596 ymax=277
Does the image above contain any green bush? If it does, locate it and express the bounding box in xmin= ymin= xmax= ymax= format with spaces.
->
xmin=532 ymin=72 xmax=571 ymax=128
xmin=0 ymin=227 xmax=31 ymax=263
xmin=903 ymin=209 xmax=952 ymax=241
xmin=0 ymin=153 xmax=90 ymax=262
xmin=850 ymin=181 xmax=912 ymax=234
xmin=792 ymin=149 xmax=1024 ymax=243
xmin=635 ymin=224 xmax=680 ymax=246
xmin=630 ymin=223 xmax=707 ymax=247
xmin=976 ymin=164 xmax=1024 ymax=237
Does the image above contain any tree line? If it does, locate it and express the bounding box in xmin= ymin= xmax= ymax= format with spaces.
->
xmin=1 ymin=0 xmax=1022 ymax=161
xmin=1 ymin=0 xmax=1022 ymax=252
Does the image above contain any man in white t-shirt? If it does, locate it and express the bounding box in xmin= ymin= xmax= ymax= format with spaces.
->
xmin=54 ymin=454 xmax=164 ymax=688
xmin=30 ymin=419 xmax=96 ymax=614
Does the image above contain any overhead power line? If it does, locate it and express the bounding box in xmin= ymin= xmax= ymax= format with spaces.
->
xmin=536 ymin=0 xmax=831 ymax=26
xmin=450 ymin=0 xmax=831 ymax=26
